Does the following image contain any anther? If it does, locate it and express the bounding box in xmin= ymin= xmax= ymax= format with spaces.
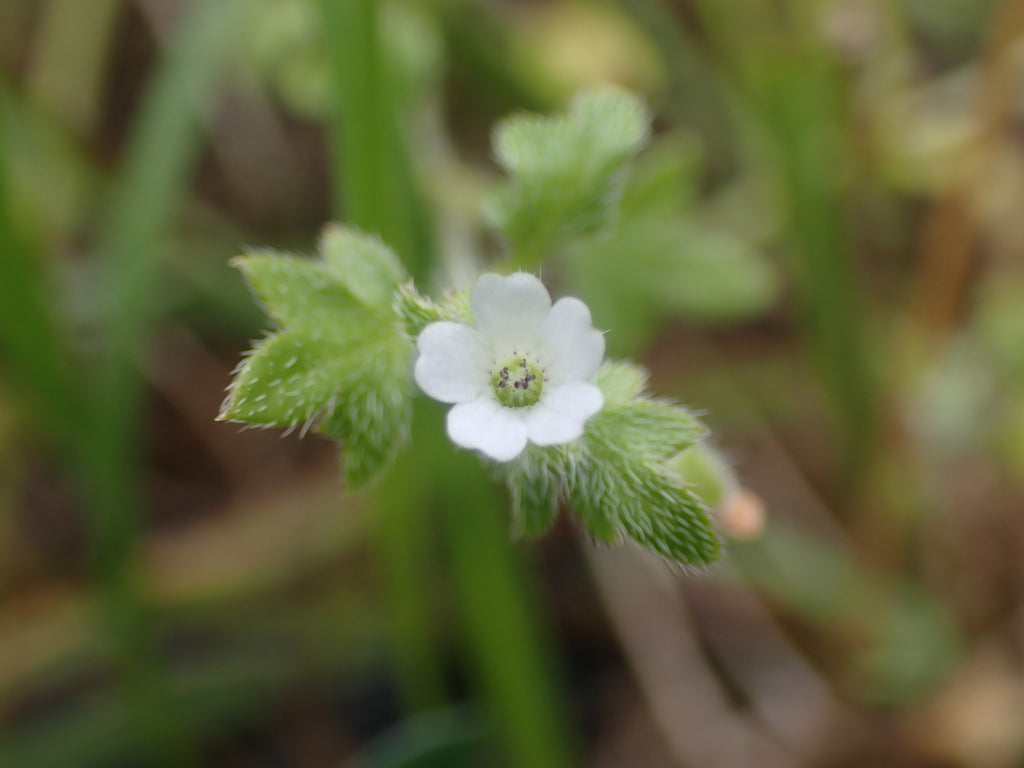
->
xmin=490 ymin=353 xmax=544 ymax=407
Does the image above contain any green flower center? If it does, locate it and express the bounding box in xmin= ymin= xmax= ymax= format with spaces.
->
xmin=490 ymin=354 xmax=544 ymax=408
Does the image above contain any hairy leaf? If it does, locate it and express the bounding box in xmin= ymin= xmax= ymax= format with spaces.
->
xmin=318 ymin=358 xmax=413 ymax=488
xmin=320 ymin=224 xmax=405 ymax=309
xmin=503 ymin=446 xmax=563 ymax=538
xmin=484 ymin=88 xmax=650 ymax=259
xmin=221 ymin=227 xmax=414 ymax=489
xmin=233 ymin=251 xmax=364 ymax=331
xmin=224 ymin=329 xmax=347 ymax=427
xmin=393 ymin=281 xmax=470 ymax=339
xmin=502 ymin=361 xmax=719 ymax=564
xmin=593 ymin=360 xmax=647 ymax=406
xmin=573 ymin=403 xmax=719 ymax=564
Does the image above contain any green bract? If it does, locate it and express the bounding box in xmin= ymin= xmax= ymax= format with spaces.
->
xmin=218 ymin=225 xmax=413 ymax=489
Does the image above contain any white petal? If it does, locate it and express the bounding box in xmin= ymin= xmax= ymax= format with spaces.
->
xmin=447 ymin=396 xmax=529 ymax=461
xmin=415 ymin=322 xmax=491 ymax=404
xmin=539 ymin=297 xmax=605 ymax=385
xmin=525 ymin=382 xmax=604 ymax=446
xmin=471 ymin=273 xmax=551 ymax=349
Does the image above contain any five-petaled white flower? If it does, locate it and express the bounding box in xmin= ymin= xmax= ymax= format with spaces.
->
xmin=414 ymin=273 xmax=605 ymax=461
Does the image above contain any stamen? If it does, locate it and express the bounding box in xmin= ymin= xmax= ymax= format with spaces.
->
xmin=490 ymin=352 xmax=544 ymax=407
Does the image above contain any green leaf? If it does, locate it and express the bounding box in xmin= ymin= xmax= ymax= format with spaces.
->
xmin=223 ymin=232 xmax=416 ymax=489
xmin=501 ymin=362 xmax=719 ymax=564
xmin=494 ymin=89 xmax=648 ymax=174
xmin=223 ymin=329 xmax=343 ymax=427
xmin=593 ymin=361 xmax=707 ymax=462
xmin=618 ymin=132 xmax=703 ymax=219
xmin=589 ymin=399 xmax=707 ymax=463
xmin=233 ymin=251 xmax=363 ymax=330
xmin=236 ymin=226 xmax=409 ymax=327
xmin=314 ymin=312 xmax=413 ymax=488
xmin=593 ymin=360 xmax=647 ymax=406
xmin=318 ymin=357 xmax=413 ymax=488
xmin=222 ymin=313 xmax=412 ymax=489
xmin=572 ymin=450 xmax=718 ymax=565
xmin=566 ymin=217 xmax=780 ymax=353
xmin=485 ymin=88 xmax=650 ymax=260
xmin=320 ymin=224 xmax=406 ymax=309
xmin=572 ymin=402 xmax=719 ymax=565
xmin=503 ymin=446 xmax=563 ymax=538
xmin=393 ymin=281 xmax=471 ymax=339
xmin=652 ymin=223 xmax=780 ymax=323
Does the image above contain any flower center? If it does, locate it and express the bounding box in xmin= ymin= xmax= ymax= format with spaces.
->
xmin=490 ymin=353 xmax=544 ymax=408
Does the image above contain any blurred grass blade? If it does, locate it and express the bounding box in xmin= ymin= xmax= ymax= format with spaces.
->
xmin=26 ymin=0 xmax=123 ymax=134
xmin=318 ymin=0 xmax=432 ymax=282
xmin=0 ymin=87 xmax=81 ymax=444
xmin=690 ymin=0 xmax=876 ymax=482
xmin=316 ymin=1 xmax=576 ymax=752
xmin=89 ymin=0 xmax=247 ymax=578
xmin=82 ymin=0 xmax=250 ymax=765
xmin=697 ymin=0 xmax=877 ymax=482
xmin=755 ymin=55 xmax=876 ymax=482
xmin=611 ymin=0 xmax=736 ymax=178
xmin=349 ymin=706 xmax=484 ymax=768
xmin=369 ymin=448 xmax=447 ymax=711
xmin=0 ymin=650 xmax=294 ymax=768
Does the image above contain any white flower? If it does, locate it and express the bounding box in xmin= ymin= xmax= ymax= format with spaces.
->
xmin=414 ymin=273 xmax=605 ymax=461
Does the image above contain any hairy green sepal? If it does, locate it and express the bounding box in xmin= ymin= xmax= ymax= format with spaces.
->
xmin=219 ymin=226 xmax=412 ymax=489
xmin=484 ymin=88 xmax=650 ymax=261
xmin=502 ymin=361 xmax=720 ymax=566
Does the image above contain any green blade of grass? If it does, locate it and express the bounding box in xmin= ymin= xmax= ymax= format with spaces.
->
xmin=0 ymin=88 xmax=81 ymax=445
xmin=81 ymin=1 xmax=250 ymax=765
xmin=318 ymin=0 xmax=433 ymax=283
xmin=693 ymin=0 xmax=877 ymax=484
xmin=26 ymin=0 xmax=123 ymax=134
xmin=88 ymin=0 xmax=246 ymax=581
xmin=753 ymin=53 xmax=876 ymax=484
xmin=610 ymin=0 xmax=737 ymax=178
xmin=368 ymin=446 xmax=447 ymax=711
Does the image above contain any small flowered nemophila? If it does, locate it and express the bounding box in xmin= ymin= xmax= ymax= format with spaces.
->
xmin=414 ymin=273 xmax=605 ymax=461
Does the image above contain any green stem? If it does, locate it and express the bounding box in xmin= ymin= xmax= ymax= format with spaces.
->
xmin=318 ymin=0 xmax=441 ymax=713
xmin=368 ymin=447 xmax=447 ymax=711
xmin=420 ymin=402 xmax=575 ymax=768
